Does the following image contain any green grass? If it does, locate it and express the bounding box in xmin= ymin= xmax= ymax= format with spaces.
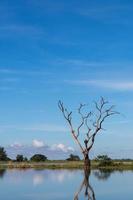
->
xmin=0 ymin=160 xmax=84 ymax=169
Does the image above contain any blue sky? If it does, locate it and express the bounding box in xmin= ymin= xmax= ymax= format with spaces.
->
xmin=0 ymin=0 xmax=133 ymax=159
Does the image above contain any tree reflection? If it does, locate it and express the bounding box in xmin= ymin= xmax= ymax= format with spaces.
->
xmin=74 ymin=169 xmax=117 ymax=199
xmin=93 ymin=169 xmax=114 ymax=181
xmin=74 ymin=169 xmax=96 ymax=200
xmin=0 ymin=169 xmax=6 ymax=178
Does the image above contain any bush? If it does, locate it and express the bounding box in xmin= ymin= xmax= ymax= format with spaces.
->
xmin=16 ymin=155 xmax=24 ymax=162
xmin=96 ymin=155 xmax=113 ymax=166
xmin=0 ymin=147 xmax=8 ymax=161
xmin=23 ymin=157 xmax=28 ymax=162
xmin=30 ymin=154 xmax=47 ymax=162
xmin=66 ymin=154 xmax=80 ymax=161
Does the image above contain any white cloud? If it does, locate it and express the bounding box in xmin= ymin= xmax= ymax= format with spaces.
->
xmin=6 ymin=140 xmax=75 ymax=159
xmin=32 ymin=139 xmax=44 ymax=148
xmin=66 ymin=80 xmax=133 ymax=91
xmin=51 ymin=143 xmax=74 ymax=153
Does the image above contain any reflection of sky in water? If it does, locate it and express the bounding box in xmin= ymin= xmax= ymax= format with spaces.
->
xmin=2 ymin=169 xmax=79 ymax=185
xmin=0 ymin=169 xmax=82 ymax=191
xmin=0 ymin=169 xmax=133 ymax=200
xmin=33 ymin=174 xmax=44 ymax=186
xmin=32 ymin=170 xmax=77 ymax=186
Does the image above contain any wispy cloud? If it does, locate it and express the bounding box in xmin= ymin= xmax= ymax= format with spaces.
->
xmin=0 ymin=68 xmax=51 ymax=76
xmin=0 ymin=78 xmax=20 ymax=83
xmin=0 ymin=86 xmax=13 ymax=91
xmin=77 ymin=3 xmax=133 ymax=25
xmin=28 ymin=0 xmax=67 ymax=13
xmin=78 ymin=4 xmax=133 ymax=16
xmin=54 ymin=59 xmax=106 ymax=67
xmin=0 ymin=69 xmax=16 ymax=74
xmin=52 ymin=59 xmax=133 ymax=70
xmin=23 ymin=124 xmax=67 ymax=132
xmin=0 ymin=123 xmax=68 ymax=133
xmin=0 ymin=24 xmax=45 ymax=38
xmin=66 ymin=80 xmax=133 ymax=91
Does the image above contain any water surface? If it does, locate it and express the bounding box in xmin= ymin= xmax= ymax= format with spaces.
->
xmin=0 ymin=168 xmax=133 ymax=199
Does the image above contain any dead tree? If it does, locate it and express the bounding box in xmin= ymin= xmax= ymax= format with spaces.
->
xmin=58 ymin=97 xmax=118 ymax=169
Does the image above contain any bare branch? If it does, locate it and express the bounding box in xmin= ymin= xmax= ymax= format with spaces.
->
xmin=58 ymin=100 xmax=73 ymax=127
xmin=87 ymin=97 xmax=119 ymax=151
xmin=85 ymin=118 xmax=92 ymax=139
xmin=58 ymin=100 xmax=84 ymax=153
xmin=77 ymin=103 xmax=92 ymax=138
xmin=77 ymin=103 xmax=86 ymax=138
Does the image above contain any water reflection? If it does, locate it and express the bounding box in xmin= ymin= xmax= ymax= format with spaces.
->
xmin=74 ymin=170 xmax=96 ymax=200
xmin=0 ymin=168 xmax=132 ymax=200
xmin=74 ymin=169 xmax=120 ymax=199
xmin=93 ymin=169 xmax=114 ymax=181
xmin=33 ymin=174 xmax=44 ymax=186
xmin=33 ymin=169 xmax=76 ymax=186
xmin=0 ymin=169 xmax=6 ymax=178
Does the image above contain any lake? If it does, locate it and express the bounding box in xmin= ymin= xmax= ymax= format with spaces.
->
xmin=0 ymin=168 xmax=133 ymax=199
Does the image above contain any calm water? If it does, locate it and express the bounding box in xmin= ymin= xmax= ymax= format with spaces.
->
xmin=0 ymin=168 xmax=133 ymax=199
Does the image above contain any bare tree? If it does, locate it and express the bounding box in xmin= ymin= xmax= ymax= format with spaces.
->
xmin=58 ymin=97 xmax=118 ymax=169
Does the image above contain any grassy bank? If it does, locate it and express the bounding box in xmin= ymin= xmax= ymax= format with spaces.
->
xmin=0 ymin=160 xmax=84 ymax=169
xmin=1 ymin=160 xmax=133 ymax=170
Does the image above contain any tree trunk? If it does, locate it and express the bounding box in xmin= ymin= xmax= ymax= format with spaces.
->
xmin=84 ymin=152 xmax=91 ymax=171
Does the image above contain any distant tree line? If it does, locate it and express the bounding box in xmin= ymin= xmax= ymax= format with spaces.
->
xmin=1 ymin=146 xmax=131 ymax=164
xmin=0 ymin=147 xmax=81 ymax=162
xmin=0 ymin=147 xmax=48 ymax=162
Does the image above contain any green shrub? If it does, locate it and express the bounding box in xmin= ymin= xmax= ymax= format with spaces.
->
xmin=0 ymin=147 xmax=8 ymax=161
xmin=66 ymin=154 xmax=80 ymax=161
xmin=96 ymin=155 xmax=113 ymax=166
xmin=30 ymin=154 xmax=47 ymax=162
xmin=16 ymin=155 xmax=24 ymax=162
